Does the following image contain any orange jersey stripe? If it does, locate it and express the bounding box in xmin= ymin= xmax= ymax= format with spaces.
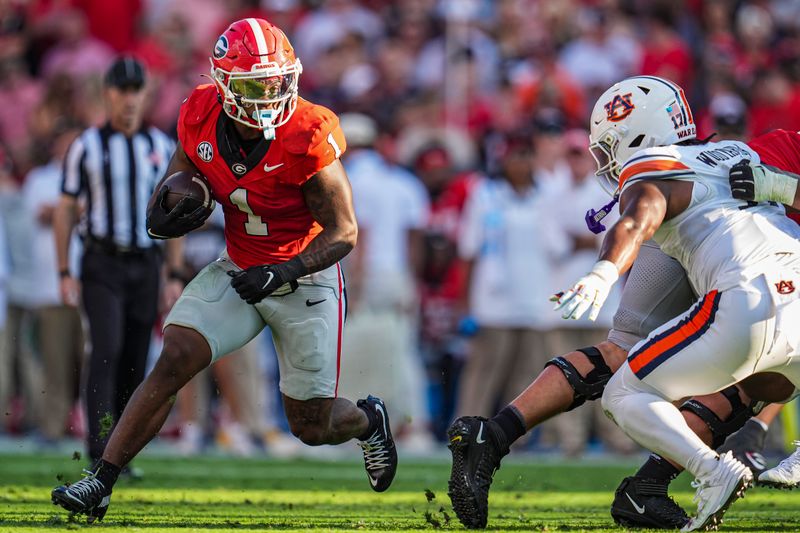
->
xmin=618 ymin=159 xmax=690 ymax=190
xmin=628 ymin=290 xmax=719 ymax=375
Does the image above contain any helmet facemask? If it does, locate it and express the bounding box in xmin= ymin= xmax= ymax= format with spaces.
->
xmin=589 ymin=128 xmax=623 ymax=196
xmin=212 ymin=59 xmax=303 ymax=140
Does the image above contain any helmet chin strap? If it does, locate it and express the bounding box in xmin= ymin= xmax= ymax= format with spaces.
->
xmin=585 ymin=193 xmax=619 ymax=234
xmin=254 ymin=108 xmax=277 ymax=140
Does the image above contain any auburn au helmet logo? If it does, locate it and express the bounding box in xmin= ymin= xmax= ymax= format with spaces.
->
xmin=604 ymin=93 xmax=635 ymax=122
xmin=776 ymin=280 xmax=795 ymax=295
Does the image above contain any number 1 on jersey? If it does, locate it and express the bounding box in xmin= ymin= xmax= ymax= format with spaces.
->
xmin=229 ymin=188 xmax=269 ymax=236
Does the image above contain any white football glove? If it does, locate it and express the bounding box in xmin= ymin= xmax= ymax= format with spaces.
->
xmin=553 ymin=260 xmax=619 ymax=321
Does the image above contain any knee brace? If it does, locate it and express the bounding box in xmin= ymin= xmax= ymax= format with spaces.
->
xmin=679 ymin=386 xmax=758 ymax=449
xmin=545 ymin=346 xmax=613 ymax=412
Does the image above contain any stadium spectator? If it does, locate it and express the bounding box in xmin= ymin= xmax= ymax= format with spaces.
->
xmin=0 ymin=210 xmax=7 ymax=366
xmin=337 ymin=112 xmax=435 ymax=451
xmin=20 ymin=126 xmax=85 ymax=443
xmin=293 ymin=0 xmax=383 ymax=73
xmin=747 ymin=69 xmax=800 ymax=135
xmin=558 ymin=7 xmax=640 ymax=106
xmin=515 ymin=38 xmax=587 ymax=128
xmin=416 ymin=144 xmax=477 ymax=439
xmin=72 ymin=0 xmax=142 ymax=52
xmin=455 ymin=132 xmax=568 ymax=421
xmin=530 ymin=108 xmax=571 ymax=196
xmin=637 ymin=4 xmax=694 ymax=91
xmin=0 ymin=147 xmax=44 ymax=434
xmin=39 ymin=9 xmax=114 ymax=82
xmin=0 ymin=32 xmax=44 ymax=173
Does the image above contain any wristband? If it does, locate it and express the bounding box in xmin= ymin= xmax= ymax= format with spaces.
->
xmin=590 ymin=260 xmax=620 ymax=285
xmin=279 ymin=256 xmax=309 ymax=281
xmin=59 ymin=269 xmax=71 ymax=278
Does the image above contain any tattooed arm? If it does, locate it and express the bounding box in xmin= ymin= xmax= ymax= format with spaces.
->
xmin=228 ymin=159 xmax=358 ymax=303
xmin=297 ymin=158 xmax=358 ymax=273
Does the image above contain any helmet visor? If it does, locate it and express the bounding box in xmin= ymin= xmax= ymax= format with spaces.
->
xmin=229 ymin=73 xmax=294 ymax=103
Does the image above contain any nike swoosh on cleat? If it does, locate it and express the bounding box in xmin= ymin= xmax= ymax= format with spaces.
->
xmin=476 ymin=423 xmax=486 ymax=444
xmin=369 ymin=476 xmax=379 ymax=487
xmin=745 ymin=452 xmax=766 ymax=471
xmin=375 ymin=402 xmax=388 ymax=436
xmin=625 ymin=492 xmax=646 ymax=514
xmin=261 ymin=271 xmax=274 ymax=290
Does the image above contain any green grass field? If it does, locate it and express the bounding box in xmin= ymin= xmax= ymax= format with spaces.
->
xmin=1 ymin=452 xmax=799 ymax=532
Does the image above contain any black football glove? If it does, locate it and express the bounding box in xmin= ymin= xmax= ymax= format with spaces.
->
xmin=228 ymin=258 xmax=305 ymax=304
xmin=146 ymin=187 xmax=209 ymax=240
xmin=729 ymin=159 xmax=755 ymax=202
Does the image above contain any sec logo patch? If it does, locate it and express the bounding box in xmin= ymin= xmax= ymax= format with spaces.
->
xmin=197 ymin=141 xmax=213 ymax=162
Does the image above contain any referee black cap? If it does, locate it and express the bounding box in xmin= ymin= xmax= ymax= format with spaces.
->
xmin=105 ymin=57 xmax=146 ymax=90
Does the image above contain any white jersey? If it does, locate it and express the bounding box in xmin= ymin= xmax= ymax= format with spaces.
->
xmin=619 ymin=140 xmax=800 ymax=296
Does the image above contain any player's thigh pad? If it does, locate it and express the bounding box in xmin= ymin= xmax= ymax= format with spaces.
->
xmin=752 ymin=268 xmax=800 ymax=389
xmin=164 ymin=258 xmax=266 ymax=361
xmin=608 ymin=241 xmax=695 ymax=351
xmin=625 ymin=282 xmax=773 ymax=401
xmin=258 ymin=264 xmax=345 ymax=401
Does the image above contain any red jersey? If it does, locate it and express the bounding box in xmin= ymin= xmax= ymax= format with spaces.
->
xmin=177 ymin=85 xmax=347 ymax=268
xmin=747 ymin=129 xmax=800 ymax=225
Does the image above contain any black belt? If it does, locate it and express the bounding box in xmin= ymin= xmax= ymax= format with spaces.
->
xmin=84 ymin=238 xmax=152 ymax=258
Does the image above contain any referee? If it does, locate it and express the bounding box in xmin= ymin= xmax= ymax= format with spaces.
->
xmin=53 ymin=57 xmax=185 ymax=467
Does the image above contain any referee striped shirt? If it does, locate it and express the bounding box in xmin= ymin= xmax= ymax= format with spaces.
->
xmin=62 ymin=123 xmax=175 ymax=249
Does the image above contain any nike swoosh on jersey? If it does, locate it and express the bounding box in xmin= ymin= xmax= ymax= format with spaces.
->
xmin=625 ymin=492 xmax=646 ymax=514
xmin=263 ymin=162 xmax=284 ymax=173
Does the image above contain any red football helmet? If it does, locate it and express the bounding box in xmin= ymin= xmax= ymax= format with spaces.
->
xmin=210 ymin=18 xmax=303 ymax=138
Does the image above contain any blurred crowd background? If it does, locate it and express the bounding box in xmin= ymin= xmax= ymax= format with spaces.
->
xmin=1 ymin=0 xmax=799 ymax=459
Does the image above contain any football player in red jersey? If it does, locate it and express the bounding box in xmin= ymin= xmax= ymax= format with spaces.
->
xmin=52 ymin=18 xmax=397 ymax=522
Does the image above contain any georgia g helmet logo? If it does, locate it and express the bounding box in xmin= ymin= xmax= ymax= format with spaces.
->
xmin=213 ymin=35 xmax=229 ymax=59
xmin=604 ymin=93 xmax=635 ymax=122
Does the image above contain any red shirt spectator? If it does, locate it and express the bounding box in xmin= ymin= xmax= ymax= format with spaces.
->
xmin=638 ymin=10 xmax=693 ymax=91
xmin=748 ymin=72 xmax=800 ymax=135
xmin=73 ymin=0 xmax=141 ymax=52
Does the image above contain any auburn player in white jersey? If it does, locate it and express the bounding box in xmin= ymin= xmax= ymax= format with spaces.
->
xmin=550 ymin=76 xmax=800 ymax=531
xmin=446 ymin=123 xmax=799 ymax=531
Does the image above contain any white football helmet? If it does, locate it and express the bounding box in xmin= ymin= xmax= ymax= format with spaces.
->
xmin=589 ymin=76 xmax=696 ymax=195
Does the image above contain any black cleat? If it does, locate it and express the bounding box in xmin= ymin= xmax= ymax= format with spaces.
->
xmin=718 ymin=419 xmax=768 ymax=477
xmin=611 ymin=476 xmax=689 ymax=529
xmin=357 ymin=395 xmax=397 ymax=492
xmin=51 ymin=470 xmax=112 ymax=523
xmin=447 ymin=416 xmax=509 ymax=529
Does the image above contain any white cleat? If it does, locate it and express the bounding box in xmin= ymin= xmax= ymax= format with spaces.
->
xmin=758 ymin=440 xmax=800 ymax=489
xmin=681 ymin=451 xmax=753 ymax=532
